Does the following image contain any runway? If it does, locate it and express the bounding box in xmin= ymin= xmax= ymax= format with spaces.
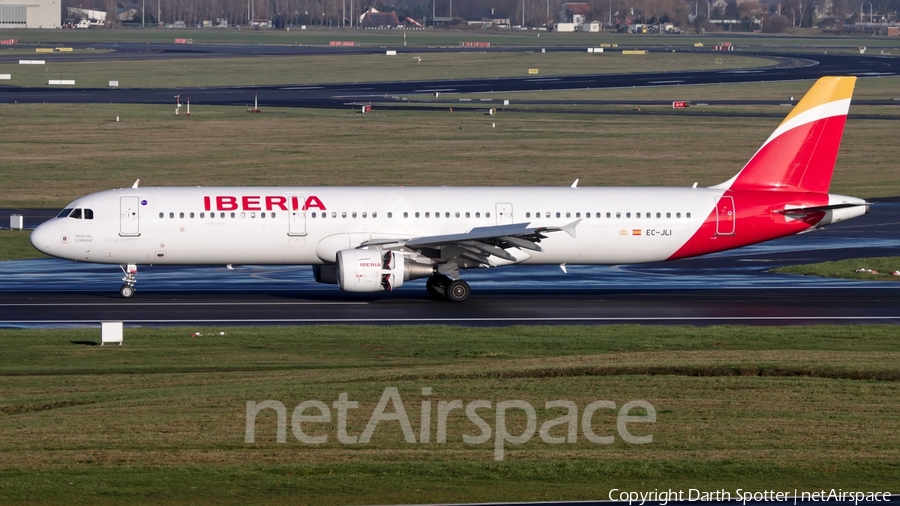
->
xmin=2 ymin=201 xmax=898 ymax=327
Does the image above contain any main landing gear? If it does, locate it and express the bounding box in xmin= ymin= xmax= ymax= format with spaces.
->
xmin=119 ymin=264 xmax=137 ymax=298
xmin=426 ymin=274 xmax=471 ymax=303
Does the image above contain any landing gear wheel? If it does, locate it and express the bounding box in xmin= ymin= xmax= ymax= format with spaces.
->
xmin=445 ymin=279 xmax=470 ymax=303
xmin=426 ymin=275 xmax=451 ymax=300
xmin=120 ymin=284 xmax=136 ymax=299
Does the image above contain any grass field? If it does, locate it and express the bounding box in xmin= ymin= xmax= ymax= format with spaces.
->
xmin=0 ymin=325 xmax=898 ymax=505
xmin=1 ymin=94 xmax=898 ymax=209
xmin=773 ymin=256 xmax=900 ymax=281
xmin=0 ymin=230 xmax=46 ymax=260
xmin=0 ymin=52 xmax=770 ymax=88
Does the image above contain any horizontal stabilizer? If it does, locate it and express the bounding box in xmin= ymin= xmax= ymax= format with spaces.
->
xmin=775 ymin=202 xmax=870 ymax=215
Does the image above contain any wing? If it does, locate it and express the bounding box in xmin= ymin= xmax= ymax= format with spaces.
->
xmin=360 ymin=220 xmax=581 ymax=267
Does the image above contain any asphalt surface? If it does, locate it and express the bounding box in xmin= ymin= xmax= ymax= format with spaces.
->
xmin=2 ymin=201 xmax=898 ymax=327
xmin=2 ymin=47 xmax=899 ymax=109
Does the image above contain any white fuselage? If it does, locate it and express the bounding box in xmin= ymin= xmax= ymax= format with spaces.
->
xmin=32 ymin=186 xmax=719 ymax=266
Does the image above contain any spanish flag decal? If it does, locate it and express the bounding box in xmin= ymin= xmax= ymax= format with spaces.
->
xmin=632 ymin=229 xmax=642 ymax=236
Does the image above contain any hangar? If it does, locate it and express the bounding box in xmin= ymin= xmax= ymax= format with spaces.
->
xmin=0 ymin=0 xmax=60 ymax=28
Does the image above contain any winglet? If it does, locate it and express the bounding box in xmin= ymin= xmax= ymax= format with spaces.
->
xmin=571 ymin=179 xmax=579 ymax=188
xmin=132 ymin=179 xmax=140 ymax=189
xmin=561 ymin=219 xmax=582 ymax=238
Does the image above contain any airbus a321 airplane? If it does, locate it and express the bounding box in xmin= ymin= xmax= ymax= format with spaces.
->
xmin=31 ymin=76 xmax=869 ymax=302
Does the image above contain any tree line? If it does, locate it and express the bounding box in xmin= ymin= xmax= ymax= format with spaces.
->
xmin=66 ymin=0 xmax=898 ymax=31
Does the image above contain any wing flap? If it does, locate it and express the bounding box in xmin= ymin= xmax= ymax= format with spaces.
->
xmin=362 ymin=220 xmax=581 ymax=265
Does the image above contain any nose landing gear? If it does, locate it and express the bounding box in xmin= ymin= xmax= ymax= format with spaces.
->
xmin=119 ymin=264 xmax=138 ymax=298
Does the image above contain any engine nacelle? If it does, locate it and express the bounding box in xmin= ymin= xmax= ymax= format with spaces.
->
xmin=335 ymin=249 xmax=433 ymax=292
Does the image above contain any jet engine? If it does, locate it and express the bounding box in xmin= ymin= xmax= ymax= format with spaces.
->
xmin=333 ymin=249 xmax=433 ymax=292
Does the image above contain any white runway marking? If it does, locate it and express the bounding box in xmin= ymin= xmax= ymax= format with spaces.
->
xmin=0 ymin=301 xmax=367 ymax=307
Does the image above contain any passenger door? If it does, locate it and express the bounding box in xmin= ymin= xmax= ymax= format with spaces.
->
xmin=119 ymin=196 xmax=140 ymax=236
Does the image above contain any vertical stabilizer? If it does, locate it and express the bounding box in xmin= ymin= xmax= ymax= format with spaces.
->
xmin=713 ymin=76 xmax=856 ymax=193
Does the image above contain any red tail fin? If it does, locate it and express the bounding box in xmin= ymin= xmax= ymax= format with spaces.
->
xmin=715 ymin=76 xmax=856 ymax=193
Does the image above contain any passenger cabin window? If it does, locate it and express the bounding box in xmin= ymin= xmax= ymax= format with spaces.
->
xmin=687 ymin=212 xmax=692 ymax=218
xmin=486 ymin=212 xmax=491 ymax=218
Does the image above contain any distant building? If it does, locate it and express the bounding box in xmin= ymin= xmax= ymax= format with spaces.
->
xmin=558 ymin=2 xmax=592 ymax=27
xmin=359 ymin=8 xmax=400 ymax=28
xmin=582 ymin=20 xmax=601 ymax=32
xmin=67 ymin=7 xmax=106 ymax=24
xmin=117 ymin=8 xmax=138 ymax=22
xmin=1 ymin=0 xmax=60 ymax=28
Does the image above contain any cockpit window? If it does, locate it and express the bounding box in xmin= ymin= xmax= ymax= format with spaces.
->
xmin=84 ymin=209 xmax=93 ymax=220
xmin=57 ymin=208 xmax=73 ymax=218
xmin=69 ymin=208 xmax=82 ymax=219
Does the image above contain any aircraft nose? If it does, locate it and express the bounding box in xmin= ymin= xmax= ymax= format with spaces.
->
xmin=30 ymin=222 xmax=53 ymax=255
